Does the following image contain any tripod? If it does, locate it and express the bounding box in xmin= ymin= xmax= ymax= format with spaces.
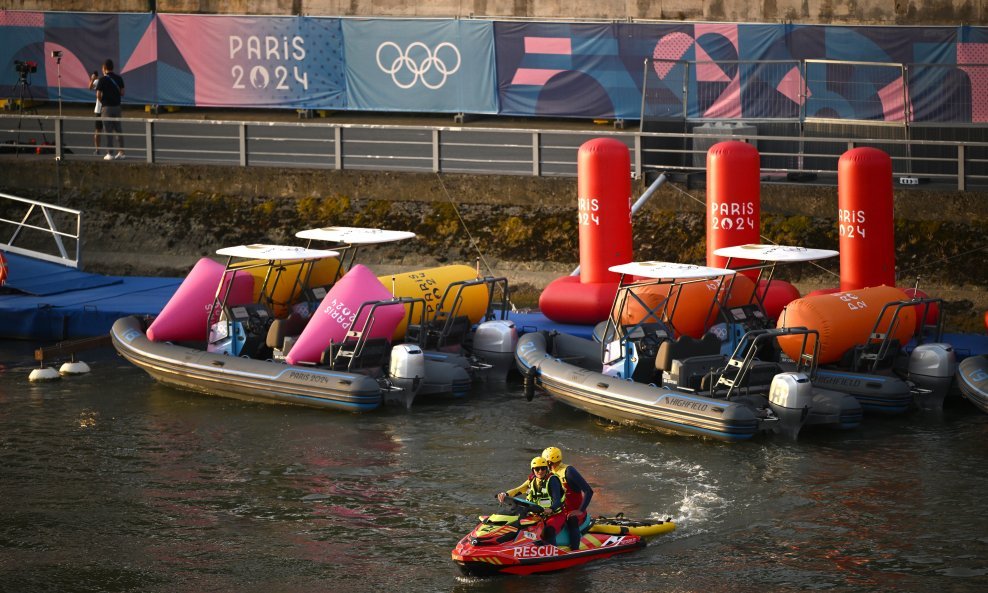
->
xmin=11 ymin=70 xmax=49 ymax=155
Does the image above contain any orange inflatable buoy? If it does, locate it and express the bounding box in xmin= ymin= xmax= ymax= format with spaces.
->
xmin=0 ymin=250 xmax=7 ymax=287
xmin=619 ymin=274 xmax=755 ymax=338
xmin=778 ymin=285 xmax=916 ymax=364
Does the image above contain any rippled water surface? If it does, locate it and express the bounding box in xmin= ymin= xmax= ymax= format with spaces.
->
xmin=2 ymin=341 xmax=987 ymax=592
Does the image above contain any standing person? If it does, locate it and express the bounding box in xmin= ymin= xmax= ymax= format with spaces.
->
xmin=542 ymin=446 xmax=594 ymax=551
xmin=95 ymin=59 xmax=125 ymax=160
xmin=89 ymin=70 xmax=102 ymax=156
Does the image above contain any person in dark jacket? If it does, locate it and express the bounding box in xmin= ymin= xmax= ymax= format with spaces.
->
xmin=542 ymin=446 xmax=594 ymax=551
xmin=95 ymin=58 xmax=125 ymax=160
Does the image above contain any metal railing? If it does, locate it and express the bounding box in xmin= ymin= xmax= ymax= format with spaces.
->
xmin=0 ymin=113 xmax=986 ymax=191
xmin=0 ymin=191 xmax=82 ymax=267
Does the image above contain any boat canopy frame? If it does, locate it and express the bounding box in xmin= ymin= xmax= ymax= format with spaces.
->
xmin=208 ymin=244 xmax=340 ymax=336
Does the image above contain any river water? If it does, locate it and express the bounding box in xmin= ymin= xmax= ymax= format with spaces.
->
xmin=2 ymin=340 xmax=987 ymax=593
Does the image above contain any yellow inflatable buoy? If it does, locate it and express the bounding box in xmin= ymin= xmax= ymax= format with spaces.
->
xmin=243 ymin=257 xmax=342 ymax=317
xmin=380 ymin=265 xmax=488 ymax=340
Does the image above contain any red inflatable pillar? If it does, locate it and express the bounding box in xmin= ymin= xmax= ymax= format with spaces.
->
xmin=706 ymin=141 xmax=761 ymax=275
xmin=539 ymin=138 xmax=632 ymax=324
xmin=838 ymin=147 xmax=895 ymax=291
xmin=578 ymin=138 xmax=633 ymax=283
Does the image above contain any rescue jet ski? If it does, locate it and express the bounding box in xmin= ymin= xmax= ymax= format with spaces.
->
xmin=452 ymin=496 xmax=674 ymax=576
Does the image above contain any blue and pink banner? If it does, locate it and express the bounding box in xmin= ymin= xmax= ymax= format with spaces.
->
xmin=155 ymin=15 xmax=345 ymax=109
xmin=0 ymin=11 xmax=156 ymax=104
xmin=342 ymin=19 xmax=497 ymax=113
xmin=2 ymin=11 xmax=987 ymax=122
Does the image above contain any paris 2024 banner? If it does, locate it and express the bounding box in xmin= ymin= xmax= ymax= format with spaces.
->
xmin=1 ymin=11 xmax=986 ymax=122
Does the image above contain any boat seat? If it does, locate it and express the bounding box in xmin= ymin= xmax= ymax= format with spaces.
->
xmin=265 ymin=313 xmax=308 ymax=350
xmin=655 ymin=333 xmax=722 ymax=374
xmin=706 ymin=360 xmax=783 ymax=392
xmin=325 ymin=337 xmax=392 ymax=371
xmin=841 ymin=339 xmax=902 ymax=372
xmin=419 ymin=314 xmax=472 ymax=350
xmin=667 ymin=354 xmax=726 ymax=390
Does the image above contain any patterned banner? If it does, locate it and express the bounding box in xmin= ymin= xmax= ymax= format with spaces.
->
xmin=1 ymin=11 xmax=986 ymax=123
xmin=342 ymin=19 xmax=497 ymax=113
xmin=156 ymin=15 xmax=345 ymax=109
xmin=0 ymin=11 xmax=156 ymax=104
xmin=495 ymin=22 xmax=636 ymax=119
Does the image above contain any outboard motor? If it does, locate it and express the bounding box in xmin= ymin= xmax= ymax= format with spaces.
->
xmin=388 ymin=344 xmax=425 ymax=408
xmin=767 ymin=372 xmax=813 ymax=439
xmin=471 ymin=320 xmax=518 ymax=380
xmin=908 ymin=343 xmax=957 ymax=410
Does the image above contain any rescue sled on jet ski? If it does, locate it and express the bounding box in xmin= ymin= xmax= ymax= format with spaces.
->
xmin=452 ymin=496 xmax=674 ymax=576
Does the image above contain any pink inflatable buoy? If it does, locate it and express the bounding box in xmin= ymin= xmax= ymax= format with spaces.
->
xmin=148 ymin=258 xmax=254 ymax=342
xmin=286 ymin=264 xmax=404 ymax=365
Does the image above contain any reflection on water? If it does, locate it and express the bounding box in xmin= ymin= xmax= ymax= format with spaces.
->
xmin=2 ymin=343 xmax=987 ymax=592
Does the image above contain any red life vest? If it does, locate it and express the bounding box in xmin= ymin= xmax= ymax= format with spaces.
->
xmin=550 ymin=462 xmax=583 ymax=514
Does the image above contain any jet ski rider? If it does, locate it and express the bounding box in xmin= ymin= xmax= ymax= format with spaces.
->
xmin=543 ymin=446 xmax=594 ymax=552
xmin=497 ymin=457 xmax=569 ymax=548
xmin=497 ymin=446 xmax=595 ymax=551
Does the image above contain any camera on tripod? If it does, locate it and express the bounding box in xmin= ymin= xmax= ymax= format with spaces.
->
xmin=14 ymin=60 xmax=38 ymax=75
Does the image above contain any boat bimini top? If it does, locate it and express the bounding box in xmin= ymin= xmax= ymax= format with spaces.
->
xmin=296 ymin=226 xmax=416 ymax=282
xmin=608 ymin=261 xmax=739 ymax=280
xmin=713 ymin=244 xmax=838 ymax=315
xmin=601 ymin=261 xmax=737 ymax=378
xmin=215 ymin=244 xmax=341 ymax=261
xmin=607 ymin=261 xmax=738 ymax=334
xmin=210 ymin=244 xmax=341 ymax=334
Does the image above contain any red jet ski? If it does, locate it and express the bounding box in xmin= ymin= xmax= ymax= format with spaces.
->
xmin=452 ymin=497 xmax=675 ymax=576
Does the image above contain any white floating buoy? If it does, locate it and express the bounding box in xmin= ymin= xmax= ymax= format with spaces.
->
xmin=29 ymin=367 xmax=61 ymax=382
xmin=59 ymin=360 xmax=91 ymax=375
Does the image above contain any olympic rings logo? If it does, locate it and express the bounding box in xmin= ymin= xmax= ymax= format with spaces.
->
xmin=376 ymin=41 xmax=461 ymax=90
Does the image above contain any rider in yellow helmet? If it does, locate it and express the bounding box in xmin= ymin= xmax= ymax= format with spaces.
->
xmin=497 ymin=456 xmax=567 ymax=547
xmin=542 ymin=446 xmax=594 ymax=552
